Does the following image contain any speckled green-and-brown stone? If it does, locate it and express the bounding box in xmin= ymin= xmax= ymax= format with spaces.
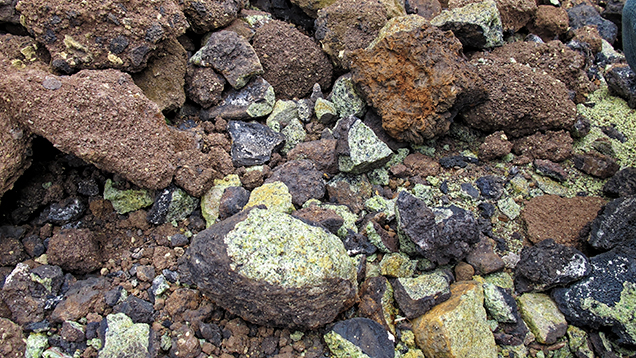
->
xmin=98 ymin=313 xmax=151 ymax=358
xmin=103 ymin=179 xmax=153 ymax=215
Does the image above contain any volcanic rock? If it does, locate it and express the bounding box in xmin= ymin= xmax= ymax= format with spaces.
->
xmin=337 ymin=117 xmax=393 ymax=174
xmin=46 ymin=229 xmax=102 ymax=275
xmin=512 ymin=130 xmax=573 ymax=162
xmin=185 ymin=65 xmax=226 ymax=109
xmin=0 ymin=0 xmax=19 ymax=24
xmin=603 ymin=167 xmax=636 ymax=197
xmin=292 ymin=205 xmax=344 ymax=235
xmin=430 ymin=0 xmax=504 ymax=49
xmin=517 ymin=293 xmax=568 ymax=345
xmin=573 ymin=152 xmax=620 ymax=178
xmin=0 ymin=226 xmax=27 ymax=267
xmin=0 ymin=34 xmax=49 ymax=71
xmin=605 ymin=64 xmax=636 ymax=108
xmin=174 ymin=143 xmax=234 ymax=197
xmin=526 ymin=5 xmax=569 ymax=42
xmin=228 ymin=120 xmax=285 ymax=167
xmin=351 ymin=15 xmax=485 ymax=144
xmin=2 ymin=264 xmax=45 ymax=325
xmin=182 ymin=0 xmax=243 ymax=34
xmin=358 ymin=276 xmax=397 ymax=334
xmin=266 ymin=160 xmax=326 ymax=207
xmin=218 ymin=186 xmax=250 ymax=220
xmin=113 ymin=295 xmax=155 ymax=324
xmin=403 ymin=152 xmax=440 ymax=178
xmin=588 ymin=195 xmax=636 ymax=250
xmin=147 ymin=186 xmax=198 ymax=225
xmin=534 ymin=159 xmax=568 ymax=182
xmin=324 ymin=317 xmax=395 ymax=358
xmin=200 ymin=77 xmax=275 ymax=120
xmin=51 ymin=277 xmax=109 ymax=323
xmin=98 ymin=313 xmax=154 ymax=358
xmin=479 ymin=131 xmax=513 ymax=161
xmin=391 ymin=271 xmax=452 ymax=318
xmin=465 ymin=237 xmax=504 ymax=274
xmin=287 ymin=139 xmax=339 ymax=174
xmin=483 ymin=283 xmax=518 ymax=324
xmin=330 ymin=74 xmax=367 ymax=119
xmin=448 ymin=0 xmax=536 ymax=32
xmin=405 ymin=0 xmax=442 ymax=19
xmin=567 ymin=4 xmax=618 ymax=44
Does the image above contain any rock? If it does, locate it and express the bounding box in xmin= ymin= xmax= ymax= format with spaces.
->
xmin=245 ymin=181 xmax=294 ymax=213
xmin=182 ymin=0 xmax=243 ymax=33
xmin=379 ymin=252 xmax=416 ymax=277
xmin=218 ymin=186 xmax=250 ymax=220
xmin=190 ymin=30 xmax=263 ymax=89
xmin=200 ymin=77 xmax=275 ymax=120
xmin=463 ymin=57 xmax=576 ymax=138
xmin=201 ymin=175 xmax=242 ymax=227
xmin=228 ymin=120 xmax=285 ymax=167
xmin=455 ymin=261 xmax=475 ymax=281
xmin=573 ymin=152 xmax=620 ymax=178
xmin=534 ymin=159 xmax=568 ymax=182
xmin=315 ymin=98 xmax=339 ymax=124
xmin=605 ymin=64 xmax=636 ymax=108
xmin=351 ymin=15 xmax=485 ymax=144
xmin=513 ymin=130 xmax=574 ymax=162
xmin=514 ymin=239 xmax=591 ymax=293
xmin=567 ymin=4 xmax=618 ymax=44
xmin=475 ymin=175 xmax=504 ymax=200
xmin=103 ymin=179 xmax=154 ymax=215
xmin=43 ymin=197 xmax=86 ymax=224
xmin=342 ymin=230 xmax=377 ymax=256
xmin=0 ymin=69 xmax=177 ymax=190
xmin=522 ymin=195 xmax=605 ymax=247
xmin=25 ymin=332 xmax=48 ymax=358
xmin=292 ymin=205 xmax=344 ymax=235
xmin=113 ymin=296 xmax=155 ymax=324
xmin=526 ymin=5 xmax=569 ymax=42
xmin=172 ymin=144 xmax=234 ymax=198
xmin=588 ymin=195 xmax=636 ymax=250
xmin=603 ymin=167 xmax=636 ymax=197
xmin=180 ymin=208 xmax=357 ymax=329
xmin=252 ymin=19 xmax=333 ymax=99
xmin=325 ymin=317 xmax=395 ymax=358
xmin=358 ymin=276 xmax=397 ymax=334
xmin=0 ymin=0 xmax=19 ymax=24
xmin=289 ymin=0 xmax=337 ymax=17
xmin=406 ymin=0 xmax=441 ymax=19
xmin=0 ymin=34 xmax=49 ymax=72
xmin=0 ymin=111 xmax=31 ymax=204
xmin=266 ymin=160 xmax=326 ymax=207
xmin=624 ymin=0 xmax=636 ymax=72
xmin=147 ymin=186 xmax=198 ymax=225
xmin=517 ymin=293 xmax=568 ymax=345
xmin=338 ymin=118 xmax=394 ymax=174
xmin=47 ymin=229 xmax=101 ymax=275
xmin=430 ymin=0 xmax=503 ymax=49
xmin=330 ymin=74 xmax=367 ymax=119
xmin=465 ymin=237 xmax=504 ymax=275
xmin=22 ymin=235 xmax=45 ymax=258
xmin=403 ymin=152 xmax=440 ymax=178
xmin=391 ymin=271 xmax=452 ymax=319
xmin=0 ymin=318 xmax=25 ymax=358
xmin=412 ymin=281 xmax=497 ymax=358
xmin=16 ymin=0 xmax=188 ymax=73
xmin=170 ymin=324 xmax=201 ymax=358
xmin=98 ymin=313 xmax=152 ymax=358
xmin=266 ymin=100 xmax=299 ymax=131
xmin=314 ymin=0 xmax=393 ymax=69
xmin=497 ymin=197 xmax=520 ymax=220
xmin=51 ymin=277 xmax=109 ymax=323
xmin=326 ymin=173 xmax=373 ymax=215
xmin=280 ymin=118 xmax=307 ymax=154
xmin=60 ymin=320 xmax=85 ymax=342
xmin=132 ymin=38 xmax=186 ymax=112
xmin=479 ymin=131 xmax=513 ymax=161
xmin=0 ymin=226 xmax=27 ymax=266
xmin=567 ymin=325 xmax=595 ymax=358
xmin=396 ymin=191 xmax=479 ymax=264
xmin=185 ymin=65 xmax=226 ymax=109
xmin=483 ymin=283 xmax=518 ymax=324
xmin=2 ymin=264 xmax=45 ymax=325
xmin=287 ymin=139 xmax=339 ymax=174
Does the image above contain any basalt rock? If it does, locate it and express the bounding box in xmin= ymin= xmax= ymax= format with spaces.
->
xmin=0 ymin=111 xmax=31 ymax=205
xmin=588 ymin=195 xmax=636 ymax=250
xmin=182 ymin=0 xmax=244 ymax=34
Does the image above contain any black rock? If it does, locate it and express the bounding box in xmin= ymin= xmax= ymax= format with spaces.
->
xmin=25 ymin=320 xmax=51 ymax=333
xmin=104 ymin=286 xmax=126 ymax=307
xmin=85 ymin=321 xmax=100 ymax=340
xmin=533 ymin=159 xmax=568 ymax=182
xmin=440 ymin=180 xmax=449 ymax=194
xmin=439 ymin=155 xmax=477 ymax=168
xmin=571 ymin=115 xmax=591 ymax=139
xmin=475 ymin=175 xmax=503 ymax=200
xmin=46 ymin=197 xmax=86 ymax=224
xmin=77 ymin=179 xmax=100 ymax=196
xmin=228 ymin=120 xmax=285 ymax=167
xmin=342 ymin=230 xmax=377 ymax=256
xmin=147 ymin=186 xmax=173 ymax=225
xmin=600 ymin=125 xmax=628 ymax=143
xmin=390 ymin=271 xmax=452 ymax=319
xmin=478 ymin=202 xmax=496 ymax=218
xmin=606 ymin=65 xmax=636 ymax=109
xmin=567 ymin=4 xmax=618 ymax=44
xmin=624 ymin=0 xmax=636 ymax=72
xmin=265 ymin=160 xmax=326 ymax=207
xmin=461 ymin=183 xmax=480 ymax=198
xmin=169 ymin=233 xmax=190 ymax=247
xmin=200 ymin=77 xmax=274 ymax=121
xmin=113 ymin=295 xmax=155 ymax=324
xmin=199 ymin=323 xmax=223 ymax=346
xmin=603 ymin=167 xmax=636 ymax=197
xmin=329 ymin=317 xmax=395 ymax=358
xmin=588 ymin=195 xmax=636 ymax=250
xmin=514 ymin=239 xmax=591 ymax=294
xmin=30 ymin=265 xmax=64 ymax=297
xmin=162 ymin=269 xmax=179 ymax=284
xmin=22 ymin=235 xmax=46 ymax=257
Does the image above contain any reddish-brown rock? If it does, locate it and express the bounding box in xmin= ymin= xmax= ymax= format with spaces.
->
xmin=403 ymin=152 xmax=440 ymax=177
xmin=351 ymin=15 xmax=485 ymax=144
xmin=462 ymin=57 xmax=576 ymax=138
xmin=0 ymin=34 xmax=49 ymax=71
xmin=522 ymin=195 xmax=605 ymax=247
xmin=50 ymin=277 xmax=109 ymax=323
xmin=448 ymin=0 xmax=536 ymax=32
xmin=182 ymin=0 xmax=243 ymax=34
xmin=479 ymin=131 xmax=513 ymax=161
xmin=512 ymin=130 xmax=574 ymax=162
xmin=47 ymin=229 xmax=102 ymax=274
xmin=0 ymin=111 xmax=31 ymax=204
xmin=286 ymin=139 xmax=339 ymax=174
xmin=0 ymin=318 xmax=25 ymax=358
xmin=526 ymin=5 xmax=569 ymax=42
xmin=572 ymin=25 xmax=603 ymax=54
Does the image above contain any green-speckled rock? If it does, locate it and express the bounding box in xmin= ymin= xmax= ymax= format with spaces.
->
xmin=359 ymin=276 xmax=398 ymax=334
xmin=364 ymin=195 xmax=396 ymax=220
xmin=25 ymin=332 xmax=48 ymax=358
xmin=266 ymin=100 xmax=299 ymax=132
xmin=245 ymin=181 xmax=294 ymax=213
xmin=412 ymin=281 xmax=497 ymax=358
xmin=103 ymin=179 xmax=154 ymax=215
xmin=430 ymin=0 xmax=504 ymax=49
xmin=532 ymin=174 xmax=570 ymax=196
xmin=368 ymin=168 xmax=390 ymax=185
xmin=379 ymin=252 xmax=416 ymax=277
xmin=307 ymin=200 xmax=359 ymax=238
xmin=509 ymin=175 xmax=530 ymax=197
xmin=331 ymin=74 xmax=366 ymax=118
xmin=325 ymin=318 xmax=395 ymax=358
xmin=165 ymin=188 xmax=198 ymax=223
xmin=517 ymin=293 xmax=567 ymax=344
xmin=497 ymin=197 xmax=520 ymax=220
xmin=567 ymin=326 xmax=594 ymax=358
xmin=482 ymin=271 xmax=515 ymax=291
xmin=483 ymin=283 xmax=518 ymax=324
xmin=315 ymin=98 xmax=338 ymax=124
xmin=201 ymin=175 xmax=242 ymax=227
xmin=281 ymin=118 xmax=307 ymax=154
xmin=392 ymin=271 xmax=452 ymax=318
xmin=98 ymin=313 xmax=151 ymax=358
xmin=339 ymin=119 xmax=394 ymax=174
xmin=180 ymin=207 xmax=358 ymax=329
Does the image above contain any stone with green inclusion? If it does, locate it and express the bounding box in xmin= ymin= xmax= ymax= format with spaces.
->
xmin=266 ymin=99 xmax=299 ymax=132
xmin=324 ymin=331 xmax=371 ymax=358
xmin=364 ymin=195 xmax=396 ymax=220
xmin=430 ymin=0 xmax=504 ymax=49
xmin=566 ymin=326 xmax=594 ymax=358
xmin=103 ymin=179 xmax=153 ymax=215
xmin=224 ymin=208 xmax=356 ymax=288
xmin=312 ymin=201 xmax=359 ymax=238
xmin=315 ymin=97 xmax=338 ymax=123
xmin=532 ymin=174 xmax=570 ymax=197
xmin=497 ymin=197 xmax=520 ymax=220
xmin=393 ymin=271 xmax=451 ymax=318
xmin=509 ymin=174 xmax=530 ymax=196
xmin=25 ymin=332 xmax=49 ymax=358
xmin=246 ymin=84 xmax=276 ymax=118
xmin=380 ymin=252 xmax=416 ymax=278
xmin=244 ymin=181 xmax=294 ymax=214
xmin=482 ymin=271 xmax=514 ymax=290
xmin=330 ymin=74 xmax=366 ymax=118
xmin=200 ymin=174 xmax=242 ymax=227
xmin=581 ymin=282 xmax=636 ymax=344
xmin=517 ymin=293 xmax=568 ymax=345
xmin=482 ymin=283 xmax=517 ymax=324
xmin=339 ymin=120 xmax=393 ymax=174
xmin=165 ymin=188 xmax=198 ymax=223
xmin=281 ymin=117 xmax=306 ymax=154
xmin=98 ymin=313 xmax=150 ymax=358
xmin=368 ymin=167 xmax=390 ymax=186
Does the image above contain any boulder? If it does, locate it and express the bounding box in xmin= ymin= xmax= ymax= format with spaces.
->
xmin=351 ymin=15 xmax=485 ymax=144
xmin=180 ymin=207 xmax=358 ymax=329
xmin=182 ymin=0 xmax=243 ymax=34
xmin=588 ymin=195 xmax=636 ymax=250
xmin=430 ymin=0 xmax=504 ymax=49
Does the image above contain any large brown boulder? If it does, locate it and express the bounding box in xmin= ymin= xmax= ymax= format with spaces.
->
xmin=0 ymin=111 xmax=31 ymax=204
xmin=351 ymin=15 xmax=485 ymax=144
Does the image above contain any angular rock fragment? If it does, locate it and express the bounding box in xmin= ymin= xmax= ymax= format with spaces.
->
xmin=606 ymin=64 xmax=636 ymax=109
xmin=603 ymin=167 xmax=636 ymax=197
xmin=182 ymin=0 xmax=243 ymax=33
xmin=0 ymin=318 xmax=24 ymax=358
xmin=266 ymin=160 xmax=326 ymax=207
xmin=51 ymin=277 xmax=109 ymax=323
xmin=573 ymin=152 xmax=620 ymax=178
xmin=0 ymin=112 xmax=31 ymax=204
xmin=201 ymin=174 xmax=242 ymax=227
xmin=518 ymin=293 xmax=568 ymax=345
xmin=103 ymin=179 xmax=154 ymax=215
xmin=147 ymin=186 xmax=198 ymax=225
xmin=98 ymin=313 xmax=153 ymax=358
xmin=2 ymin=264 xmax=47 ymax=325
xmin=588 ymin=195 xmax=636 ymax=250
xmin=358 ymin=276 xmax=397 ymax=334
xmin=534 ymin=159 xmax=568 ymax=182
xmin=185 ymin=65 xmax=226 ymax=109
xmin=391 ymin=271 xmax=452 ymax=319
xmin=513 ymin=130 xmax=573 ymax=163
xmin=483 ymin=283 xmax=518 ymax=324
xmin=337 ymin=118 xmax=394 ymax=174
xmin=218 ymin=186 xmax=250 ymax=220
xmin=180 ymin=208 xmax=358 ymax=329
xmin=47 ymin=229 xmax=102 ymax=275
xmin=228 ymin=120 xmax=285 ymax=167
xmin=567 ymin=4 xmax=618 ymax=44
xmin=330 ymin=74 xmax=366 ymax=119
xmin=479 ymin=131 xmax=512 ymax=161
xmin=201 ymin=77 xmax=275 ymax=120
xmin=245 ymin=181 xmax=294 ymax=213
xmin=324 ymin=317 xmax=395 ymax=358
xmin=430 ymin=0 xmax=503 ymax=49
xmin=527 ymin=5 xmax=569 ymax=42
xmin=465 ymin=237 xmax=504 ymax=274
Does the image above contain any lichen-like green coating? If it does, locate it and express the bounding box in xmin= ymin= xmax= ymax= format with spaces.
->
xmin=201 ymin=174 xmax=241 ymax=227
xmin=165 ymin=188 xmax=198 ymax=223
xmin=247 ymin=85 xmax=276 ymax=118
xmin=380 ymin=252 xmax=416 ymax=278
xmin=581 ymin=282 xmax=636 ymax=343
xmin=281 ymin=117 xmax=306 ymax=154
xmin=324 ymin=331 xmax=371 ymax=358
xmin=340 ymin=120 xmax=393 ymax=174
xmin=103 ymin=179 xmax=153 ymax=215
xmin=430 ymin=0 xmax=504 ymax=48
xmin=98 ymin=313 xmax=150 ymax=358
xmin=25 ymin=332 xmax=49 ymax=358
xmin=245 ymin=181 xmax=294 ymax=214
xmin=398 ymin=271 xmax=450 ymax=300
xmin=331 ymin=76 xmax=365 ymax=118
xmin=497 ymin=197 xmax=520 ymax=220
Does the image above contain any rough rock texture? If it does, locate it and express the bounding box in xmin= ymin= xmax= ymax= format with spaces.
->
xmin=351 ymin=15 xmax=485 ymax=144
xmin=228 ymin=120 xmax=285 ymax=167
xmin=324 ymin=317 xmax=395 ymax=358
xmin=51 ymin=277 xmax=109 ymax=323
xmin=573 ymin=152 xmax=620 ymax=179
xmin=0 ymin=318 xmax=24 ymax=358
xmin=479 ymin=131 xmax=512 ymax=161
xmin=462 ymin=57 xmax=576 ymax=138
xmin=99 ymin=313 xmax=152 ymax=358
xmin=406 ymin=0 xmax=442 ymax=19
xmin=0 ymin=0 xmax=19 ymax=24
xmin=514 ymin=239 xmax=591 ymax=294
xmin=0 ymin=69 xmax=176 ymax=190
xmin=290 ymin=0 xmax=337 ymax=17
xmin=2 ymin=264 xmax=45 ymax=325
xmin=314 ymin=0 xmax=393 ymax=69
xmin=47 ymin=229 xmax=102 ymax=275
xmin=588 ymin=195 xmax=636 ymax=250
xmin=412 ymin=281 xmax=497 ymax=358
xmin=0 ymin=111 xmax=31 ymax=204
xmin=180 ymin=208 xmax=358 ymax=329
xmin=252 ymin=19 xmax=333 ymax=99
xmin=185 ymin=65 xmax=226 ymax=109
xmin=16 ymin=0 xmax=188 ymax=73
xmin=606 ymin=64 xmax=636 ymax=108
xmin=512 ymin=130 xmax=574 ymax=162
xmin=603 ymin=167 xmax=636 ymax=197
xmin=491 ymin=40 xmax=594 ymax=104
xmin=522 ymin=195 xmax=605 ymax=246
xmin=552 ymin=242 xmax=636 ymax=345
xmin=391 ymin=271 xmax=452 ymax=318
xmin=358 ymin=276 xmax=397 ymax=334
xmin=244 ymin=181 xmax=294 ymax=213
xmin=201 ymin=76 xmax=275 ymax=120
xmin=337 ymin=118 xmax=394 ymax=174
xmin=465 ymin=237 xmax=504 ymax=274
xmin=0 ymin=33 xmax=50 ymax=71
xmin=567 ymin=4 xmax=618 ymax=44
xmin=527 ymin=5 xmax=569 ymax=42
xmin=286 ymin=139 xmax=339 ymax=174
xmin=173 ymin=143 xmax=234 ymax=197
xmin=292 ymin=204 xmax=344 ymax=235
xmin=132 ymin=38 xmax=187 ymax=112
xmin=182 ymin=0 xmax=243 ymax=33
xmin=265 ymin=160 xmax=326 ymax=206
xmin=448 ymin=0 xmax=536 ymax=32
xmin=430 ymin=0 xmax=504 ymax=49
xmin=517 ymin=293 xmax=568 ymax=345
xmin=396 ymin=191 xmax=479 ymax=265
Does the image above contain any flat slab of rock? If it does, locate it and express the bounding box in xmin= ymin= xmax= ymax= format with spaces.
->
xmin=391 ymin=271 xmax=452 ymax=319
xmin=517 ymin=293 xmax=568 ymax=345
xmin=180 ymin=207 xmax=357 ymax=329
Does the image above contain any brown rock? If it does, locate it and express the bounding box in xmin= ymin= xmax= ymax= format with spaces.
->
xmin=403 ymin=152 xmax=440 ymax=178
xmin=171 ymin=324 xmax=202 ymax=358
xmin=286 ymin=139 xmax=339 ymax=174
xmin=572 ymin=25 xmax=603 ymax=54
xmin=351 ymin=15 xmax=485 ymax=144
xmin=47 ymin=229 xmax=102 ymax=275
xmin=0 ymin=68 xmax=176 ymax=190
xmin=0 ymin=111 xmax=31 ymax=205
xmin=0 ymin=231 xmax=27 ymax=267
xmin=51 ymin=277 xmax=109 ymax=323
xmin=2 ymin=264 xmax=44 ymax=325
xmin=522 ymin=195 xmax=605 ymax=246
xmin=0 ymin=318 xmax=25 ymax=358
xmin=0 ymin=33 xmax=49 ymax=71
xmin=527 ymin=5 xmax=569 ymax=42
xmin=173 ymin=146 xmax=234 ymax=197
xmin=16 ymin=0 xmax=188 ymax=73
xmin=266 ymin=160 xmax=326 ymax=206
xmin=454 ymin=261 xmax=475 ymax=281
xmin=479 ymin=131 xmax=513 ymax=160
xmin=448 ymin=0 xmax=536 ymax=32
xmin=512 ymin=130 xmax=573 ymax=162
xmin=465 ymin=237 xmax=504 ymax=275
xmin=463 ymin=57 xmax=576 ymax=138
xmin=406 ymin=0 xmax=442 ymax=19
xmin=185 ymin=65 xmax=226 ymax=109
xmin=165 ymin=288 xmax=201 ymax=318
xmin=573 ymin=152 xmax=620 ymax=179
xmin=358 ymin=276 xmax=396 ymax=334
xmin=252 ymin=19 xmax=333 ymax=99
xmin=153 ymin=246 xmax=177 ymax=271
xmin=182 ymin=0 xmax=243 ymax=34
xmin=292 ymin=205 xmax=345 ymax=235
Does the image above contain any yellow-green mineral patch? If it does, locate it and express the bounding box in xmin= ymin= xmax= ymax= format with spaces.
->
xmin=224 ymin=208 xmax=356 ymax=288
xmin=581 ymin=281 xmax=636 ymax=343
xmin=201 ymin=174 xmax=241 ymax=227
xmin=324 ymin=330 xmax=371 ymax=358
xmin=244 ymin=181 xmax=294 ymax=213
xmin=398 ymin=271 xmax=450 ymax=300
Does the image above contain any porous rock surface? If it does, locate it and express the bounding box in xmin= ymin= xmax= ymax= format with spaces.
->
xmin=0 ymin=111 xmax=31 ymax=204
xmin=181 ymin=0 xmax=244 ymax=34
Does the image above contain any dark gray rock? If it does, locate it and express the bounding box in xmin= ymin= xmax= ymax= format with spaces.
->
xmin=0 ymin=0 xmax=19 ymax=24
xmin=146 ymin=185 xmax=198 ymax=225
xmin=534 ymin=159 xmax=568 ymax=182
xmin=200 ymin=77 xmax=275 ymax=121
xmin=439 ymin=155 xmax=478 ymax=169
xmin=21 ymin=235 xmax=45 ymax=258
xmin=182 ymin=0 xmax=243 ymax=34
xmin=113 ymin=295 xmax=155 ymax=324
xmin=185 ymin=65 xmax=226 ymax=109
xmin=391 ymin=271 xmax=452 ymax=319
xmin=45 ymin=197 xmax=86 ymax=224
xmin=218 ymin=186 xmax=250 ymax=221
xmin=77 ymin=179 xmax=100 ymax=196
xmin=326 ymin=318 xmax=395 ymax=358
xmin=588 ymin=195 xmax=636 ymax=250
xmin=475 ymin=175 xmax=504 ymax=200
xmin=396 ymin=191 xmax=479 ymax=265
xmin=265 ymin=160 xmax=326 ymax=207
xmin=292 ymin=205 xmax=345 ymax=236
xmin=461 ymin=183 xmax=480 ymax=198
xmin=603 ymin=167 xmax=636 ymax=197
xmin=606 ymin=64 xmax=636 ymax=109
xmin=573 ymin=152 xmax=620 ymax=178
xmin=342 ymin=230 xmax=377 ymax=256
xmin=228 ymin=120 xmax=285 ymax=167
xmin=514 ymin=239 xmax=591 ymax=294
xmin=567 ymin=4 xmax=618 ymax=44
xmin=624 ymin=0 xmax=636 ymax=72
xmin=552 ymin=242 xmax=636 ymax=345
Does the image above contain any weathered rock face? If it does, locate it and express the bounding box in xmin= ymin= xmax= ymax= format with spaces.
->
xmin=351 ymin=15 xmax=485 ymax=144
xmin=0 ymin=68 xmax=176 ymax=190
xmin=527 ymin=5 xmax=569 ymax=42
xmin=180 ymin=208 xmax=358 ymax=329
xmin=0 ymin=0 xmax=19 ymax=24
xmin=604 ymin=167 xmax=636 ymax=197
xmin=47 ymin=229 xmax=102 ymax=275
xmin=252 ymin=19 xmax=333 ymax=99
xmin=290 ymin=0 xmax=338 ymax=17
xmin=391 ymin=271 xmax=452 ymax=318
xmin=567 ymin=4 xmax=618 ymax=44
xmin=265 ymin=160 xmax=326 ymax=207
xmin=447 ymin=0 xmax=536 ymax=32
xmin=512 ymin=130 xmax=574 ymax=163
xmin=324 ymin=317 xmax=395 ymax=358
xmin=51 ymin=277 xmax=109 ymax=323
xmin=98 ymin=313 xmax=153 ymax=358
xmin=201 ymin=76 xmax=275 ymax=120
xmin=228 ymin=120 xmax=285 ymax=166
xmin=462 ymin=57 xmax=576 ymax=138
xmin=0 ymin=318 xmax=24 ymax=358
xmin=0 ymin=34 xmax=50 ymax=71
xmin=517 ymin=293 xmax=568 ymax=345
xmin=0 ymin=111 xmax=31 ymax=204
xmin=588 ymin=195 xmax=636 ymax=250
xmin=430 ymin=0 xmax=504 ymax=49
xmin=16 ymin=0 xmax=189 ymax=73
xmin=185 ymin=64 xmax=226 ymax=109
xmin=181 ymin=0 xmax=244 ymax=34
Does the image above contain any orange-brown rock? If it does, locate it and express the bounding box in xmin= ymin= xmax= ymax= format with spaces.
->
xmin=527 ymin=5 xmax=569 ymax=42
xmin=351 ymin=15 xmax=485 ymax=144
